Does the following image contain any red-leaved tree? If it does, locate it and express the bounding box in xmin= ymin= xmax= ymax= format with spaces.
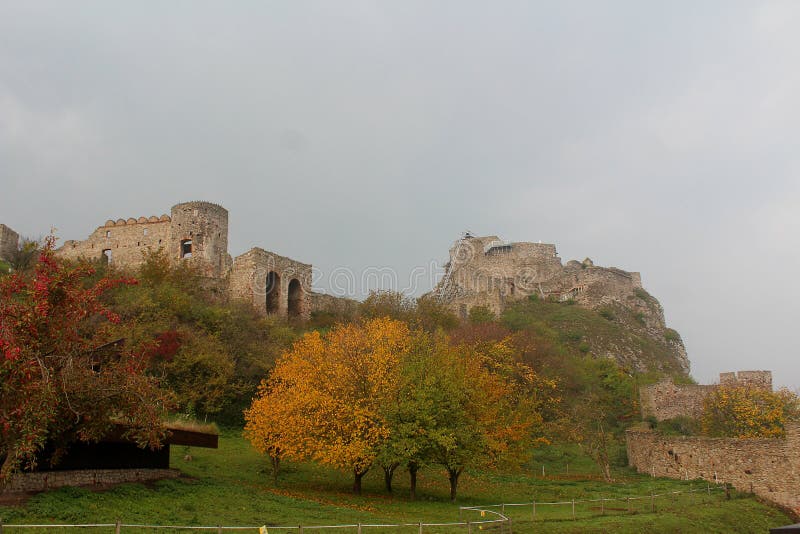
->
xmin=0 ymin=237 xmax=174 ymax=481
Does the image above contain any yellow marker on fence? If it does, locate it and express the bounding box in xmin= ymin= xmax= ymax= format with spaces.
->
xmin=259 ymin=526 xmax=269 ymax=534
xmin=480 ymin=510 xmax=485 ymax=517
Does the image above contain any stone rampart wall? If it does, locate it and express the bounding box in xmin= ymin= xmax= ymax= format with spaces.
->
xmin=58 ymin=218 xmax=171 ymax=267
xmin=640 ymin=379 xmax=716 ymax=420
xmin=626 ymin=423 xmax=800 ymax=515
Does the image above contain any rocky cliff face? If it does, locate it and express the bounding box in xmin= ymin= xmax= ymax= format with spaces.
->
xmin=429 ymin=234 xmax=689 ymax=375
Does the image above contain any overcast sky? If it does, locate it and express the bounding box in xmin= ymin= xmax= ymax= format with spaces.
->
xmin=1 ymin=1 xmax=799 ymax=387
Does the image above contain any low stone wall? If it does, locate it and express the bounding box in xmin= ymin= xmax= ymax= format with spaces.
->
xmin=1 ymin=469 xmax=180 ymax=493
xmin=626 ymin=423 xmax=800 ymax=515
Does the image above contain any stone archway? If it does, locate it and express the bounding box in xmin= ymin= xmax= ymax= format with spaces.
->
xmin=266 ymin=271 xmax=281 ymax=314
xmin=287 ymin=278 xmax=303 ymax=318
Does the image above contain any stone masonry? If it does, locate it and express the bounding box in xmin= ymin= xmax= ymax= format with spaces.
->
xmin=1 ymin=468 xmax=180 ymax=494
xmin=640 ymin=371 xmax=773 ymax=421
xmin=626 ymin=422 xmax=800 ymax=515
xmin=0 ymin=223 xmax=19 ymax=262
xmin=53 ymin=201 xmax=312 ymax=319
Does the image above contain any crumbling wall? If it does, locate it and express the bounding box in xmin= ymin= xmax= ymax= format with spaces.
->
xmin=640 ymin=379 xmax=716 ymax=420
xmin=626 ymin=423 xmax=800 ymax=515
xmin=0 ymin=223 xmax=20 ymax=261
xmin=720 ymin=370 xmax=772 ymax=390
xmin=229 ymin=247 xmax=312 ymax=320
xmin=58 ymin=216 xmax=171 ymax=267
xmin=640 ymin=371 xmax=774 ymax=421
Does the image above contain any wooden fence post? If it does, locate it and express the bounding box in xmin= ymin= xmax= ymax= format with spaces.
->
xmin=651 ymin=491 xmax=655 ymax=513
xmin=572 ymin=499 xmax=576 ymax=520
xmin=299 ymin=525 xmax=303 ymax=534
xmin=508 ymin=517 xmax=513 ymax=534
xmin=532 ymin=501 xmax=536 ymax=521
xmin=115 ymin=520 xmax=121 ymax=534
xmin=627 ymin=497 xmax=631 ymax=514
xmin=418 ymin=521 xmax=423 ymax=534
xmin=217 ymin=526 xmax=223 ymax=534
xmin=601 ymin=497 xmax=605 ymax=516
xmin=357 ymin=523 xmax=362 ymax=534
xmin=1 ymin=517 xmax=4 ymax=534
xmin=467 ymin=521 xmax=472 ymax=534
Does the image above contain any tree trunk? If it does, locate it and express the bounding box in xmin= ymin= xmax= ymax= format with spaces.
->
xmin=448 ymin=468 xmax=461 ymax=502
xmin=270 ymin=454 xmax=281 ymax=484
xmin=408 ymin=463 xmax=419 ymax=501
xmin=382 ymin=463 xmax=398 ymax=493
xmin=353 ymin=470 xmax=365 ymax=495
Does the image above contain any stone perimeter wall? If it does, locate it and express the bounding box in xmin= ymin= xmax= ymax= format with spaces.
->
xmin=1 ymin=468 xmax=180 ymax=493
xmin=0 ymin=223 xmax=20 ymax=261
xmin=640 ymin=371 xmax=773 ymax=421
xmin=626 ymin=423 xmax=800 ymax=515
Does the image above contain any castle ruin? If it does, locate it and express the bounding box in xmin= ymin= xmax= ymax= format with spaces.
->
xmin=54 ymin=201 xmax=312 ymax=319
xmin=0 ymin=223 xmax=20 ymax=262
xmin=639 ymin=370 xmax=773 ymax=421
xmin=432 ymin=233 xmax=647 ymax=317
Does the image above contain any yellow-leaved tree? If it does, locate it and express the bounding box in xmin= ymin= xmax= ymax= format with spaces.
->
xmin=245 ymin=317 xmax=410 ymax=493
xmin=701 ymin=385 xmax=799 ymax=439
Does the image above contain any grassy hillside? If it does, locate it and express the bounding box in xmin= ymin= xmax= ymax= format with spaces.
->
xmin=0 ymin=433 xmax=791 ymax=533
xmin=501 ymin=296 xmax=688 ymax=379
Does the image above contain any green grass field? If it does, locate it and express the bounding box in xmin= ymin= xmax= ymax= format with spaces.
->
xmin=0 ymin=431 xmax=792 ymax=533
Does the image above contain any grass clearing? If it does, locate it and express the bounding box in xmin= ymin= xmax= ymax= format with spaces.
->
xmin=0 ymin=431 xmax=792 ymax=533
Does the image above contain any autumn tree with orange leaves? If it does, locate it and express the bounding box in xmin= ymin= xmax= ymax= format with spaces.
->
xmin=245 ymin=318 xmax=410 ymax=494
xmin=245 ymin=317 xmax=559 ymax=500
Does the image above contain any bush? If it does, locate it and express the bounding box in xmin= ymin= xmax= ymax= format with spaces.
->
xmin=599 ymin=308 xmax=616 ymax=321
xmin=656 ymin=416 xmax=701 ymax=436
xmin=634 ymin=312 xmax=646 ymax=325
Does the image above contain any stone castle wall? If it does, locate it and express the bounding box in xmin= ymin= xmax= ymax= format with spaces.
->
xmin=1 ymin=468 xmax=179 ymax=493
xmin=640 ymin=371 xmax=774 ymax=421
xmin=229 ymin=247 xmax=312 ymax=320
xmin=0 ymin=223 xmax=20 ymax=261
xmin=59 ymin=216 xmax=171 ymax=267
xmin=626 ymin=423 xmax=800 ymax=515
xmin=639 ymin=379 xmax=716 ymax=420
xmin=52 ymin=201 xmax=313 ymax=320
xmin=720 ymin=370 xmax=772 ymax=390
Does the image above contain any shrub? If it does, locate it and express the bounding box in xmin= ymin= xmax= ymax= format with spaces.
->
xmin=599 ymin=308 xmax=616 ymax=321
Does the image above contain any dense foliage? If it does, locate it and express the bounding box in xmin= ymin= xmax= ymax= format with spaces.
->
xmin=245 ymin=317 xmax=558 ymax=499
xmin=701 ymin=385 xmax=799 ymax=438
xmin=0 ymin=239 xmax=172 ymax=481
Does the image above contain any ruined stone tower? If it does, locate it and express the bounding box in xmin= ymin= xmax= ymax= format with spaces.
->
xmin=168 ymin=201 xmax=231 ymax=278
xmin=52 ymin=201 xmax=313 ymax=320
